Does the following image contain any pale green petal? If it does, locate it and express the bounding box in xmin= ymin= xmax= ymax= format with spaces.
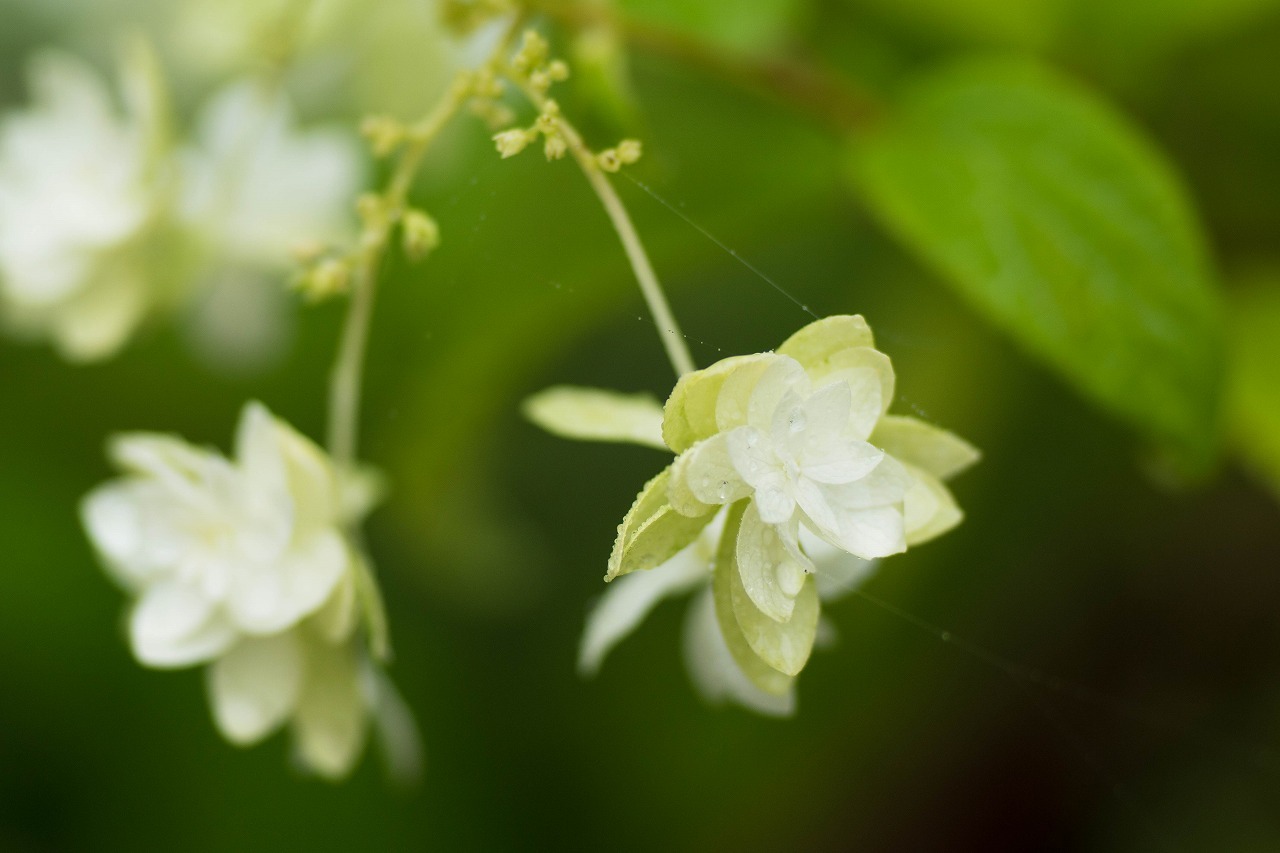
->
xmin=52 ymin=268 xmax=147 ymax=362
xmin=606 ymin=467 xmax=716 ymax=581
xmin=732 ymin=356 xmax=807 ymax=433
xmin=662 ymin=353 xmax=778 ymax=453
xmin=310 ymin=566 xmax=358 ymax=644
xmin=523 ymin=386 xmax=667 ymax=450
xmin=777 ymin=315 xmax=876 ymax=373
xmin=129 ymin=581 xmax=237 ymax=668
xmin=670 ymin=433 xmax=752 ymax=511
xmin=903 ymin=465 xmax=965 ymax=546
xmin=207 ymin=633 xmax=302 ymax=745
xmin=365 ymin=665 xmax=423 ymax=786
xmin=682 ymin=587 xmax=795 ymax=717
xmin=710 ymin=504 xmax=794 ymax=697
xmin=731 ymin=533 xmax=820 ymax=676
xmin=581 ymin=546 xmax=708 ymax=675
xmin=820 ymin=345 xmax=895 ymax=422
xmin=292 ymin=639 xmax=367 ymax=780
xmin=735 ymin=502 xmax=806 ymax=622
xmin=872 ymin=415 xmax=981 ymax=480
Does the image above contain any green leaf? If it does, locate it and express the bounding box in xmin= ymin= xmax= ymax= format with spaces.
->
xmin=1228 ymin=273 xmax=1280 ymax=501
xmin=711 ymin=503 xmax=794 ymax=696
xmin=851 ymin=58 xmax=1224 ymax=472
xmin=607 ymin=468 xmax=716 ymax=581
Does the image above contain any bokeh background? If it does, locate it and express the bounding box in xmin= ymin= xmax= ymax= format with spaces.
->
xmin=3 ymin=0 xmax=1280 ymax=849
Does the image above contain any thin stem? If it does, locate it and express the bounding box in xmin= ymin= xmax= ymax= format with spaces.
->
xmin=505 ymin=69 xmax=695 ymax=377
xmin=574 ymin=149 xmax=696 ymax=377
xmin=326 ymin=21 xmax=523 ymax=470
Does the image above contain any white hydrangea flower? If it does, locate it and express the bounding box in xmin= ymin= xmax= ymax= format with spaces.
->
xmin=526 ymin=315 xmax=979 ymax=711
xmin=176 ymin=81 xmax=362 ymax=371
xmin=82 ymin=401 xmax=412 ymax=779
xmin=180 ymin=81 xmax=361 ymax=269
xmin=0 ymin=51 xmax=162 ymax=361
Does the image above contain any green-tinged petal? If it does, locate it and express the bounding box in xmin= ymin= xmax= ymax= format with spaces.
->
xmin=731 ymin=535 xmax=820 ymax=676
xmin=682 ymin=587 xmax=795 ymax=717
xmin=523 ymin=386 xmax=667 ymax=450
xmin=663 ymin=353 xmax=778 ymax=452
xmin=903 ymin=465 xmax=964 ymax=546
xmin=671 ymin=433 xmax=753 ymax=512
xmin=207 ymin=633 xmax=302 ymax=745
xmin=580 ymin=546 xmax=709 ymax=675
xmin=711 ymin=504 xmax=794 ymax=697
xmin=607 ymin=467 xmax=716 ymax=580
xmin=292 ymin=639 xmax=367 ymax=780
xmin=872 ymin=415 xmax=981 ymax=480
xmin=820 ymin=346 xmax=896 ymax=421
xmin=735 ymin=503 xmax=806 ymax=622
xmin=668 ymin=450 xmax=717 ymax=517
xmin=777 ymin=315 xmax=876 ymax=373
xmin=351 ymin=550 xmax=391 ymax=662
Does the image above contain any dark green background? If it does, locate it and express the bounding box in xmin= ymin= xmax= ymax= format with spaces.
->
xmin=2 ymin=0 xmax=1280 ymax=849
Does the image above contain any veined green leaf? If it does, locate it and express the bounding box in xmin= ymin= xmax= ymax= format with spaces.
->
xmin=851 ymin=58 xmax=1225 ymax=473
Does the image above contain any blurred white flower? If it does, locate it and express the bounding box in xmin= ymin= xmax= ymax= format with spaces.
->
xmin=177 ymin=81 xmax=361 ymax=371
xmin=0 ymin=51 xmax=162 ymax=361
xmin=82 ymin=401 xmax=412 ymax=779
xmin=526 ymin=315 xmax=979 ymax=714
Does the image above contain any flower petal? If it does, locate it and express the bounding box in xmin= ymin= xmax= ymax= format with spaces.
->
xmin=735 ymin=503 xmax=812 ymax=622
xmin=777 ymin=314 xmax=876 ymax=373
xmin=227 ymin=529 xmax=347 ymax=634
xmin=292 ymin=638 xmax=367 ymax=780
xmin=872 ymin=415 xmax=981 ymax=480
xmin=523 ymin=385 xmax=667 ymax=450
xmin=129 ymin=581 xmax=236 ymax=668
xmin=580 ymin=545 xmax=709 ymax=676
xmin=731 ymin=525 xmax=820 ymax=676
xmin=711 ymin=504 xmax=794 ymax=696
xmin=672 ymin=433 xmax=752 ymax=509
xmin=207 ymin=632 xmax=302 ymax=745
xmin=742 ymin=357 xmax=810 ymax=433
xmin=607 ymin=467 xmax=716 ymax=580
xmin=663 ymin=353 xmax=777 ymax=453
xmin=801 ymin=527 xmax=880 ymax=601
xmin=903 ymin=464 xmax=965 ymax=546
xmin=682 ymin=587 xmax=795 ymax=717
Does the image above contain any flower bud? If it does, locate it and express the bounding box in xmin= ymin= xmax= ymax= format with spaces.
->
xmin=360 ymin=115 xmax=405 ymax=158
xmin=493 ymin=128 xmax=533 ymax=158
xmin=401 ymin=209 xmax=440 ymax=260
xmin=616 ymin=138 xmax=642 ymax=164
xmin=544 ymin=134 xmax=568 ymax=161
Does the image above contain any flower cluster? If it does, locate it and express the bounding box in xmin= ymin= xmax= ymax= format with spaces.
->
xmin=526 ymin=315 xmax=978 ymax=712
xmin=0 ymin=49 xmax=360 ymax=366
xmin=82 ymin=402 xmax=415 ymax=779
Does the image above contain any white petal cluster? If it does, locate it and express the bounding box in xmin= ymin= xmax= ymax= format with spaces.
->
xmin=0 ymin=52 xmax=158 ymax=361
xmin=526 ymin=314 xmax=979 ymax=713
xmin=0 ymin=49 xmax=362 ymax=367
xmin=82 ymin=401 xmax=403 ymax=778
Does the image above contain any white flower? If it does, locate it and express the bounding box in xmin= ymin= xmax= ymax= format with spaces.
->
xmin=176 ymin=81 xmax=362 ymax=371
xmin=0 ymin=51 xmax=160 ymax=361
xmin=82 ymin=401 xmax=412 ymax=779
xmin=526 ymin=314 xmax=979 ymax=712
xmin=180 ymin=81 xmax=362 ymax=269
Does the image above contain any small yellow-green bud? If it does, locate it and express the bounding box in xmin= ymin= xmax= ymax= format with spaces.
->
xmin=597 ymin=149 xmax=622 ymax=172
xmin=529 ymin=70 xmax=551 ymax=92
xmin=493 ymin=128 xmax=534 ymax=158
xmin=299 ymin=257 xmax=351 ymax=301
xmin=535 ymin=111 xmax=559 ymax=135
xmin=543 ymin=134 xmax=568 ymax=161
xmin=541 ymin=98 xmax=561 ymax=117
xmin=401 ymin=209 xmax=440 ymax=260
xmin=546 ymin=60 xmax=570 ymax=82
xmin=290 ymin=238 xmax=326 ymax=264
xmin=512 ymin=30 xmax=549 ymax=73
xmin=616 ymin=139 xmax=643 ymax=164
xmin=361 ymin=115 xmax=405 ymax=158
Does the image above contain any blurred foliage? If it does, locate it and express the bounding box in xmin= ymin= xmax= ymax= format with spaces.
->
xmin=2 ymin=0 xmax=1280 ymax=849
xmin=852 ymin=58 xmax=1223 ymax=473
